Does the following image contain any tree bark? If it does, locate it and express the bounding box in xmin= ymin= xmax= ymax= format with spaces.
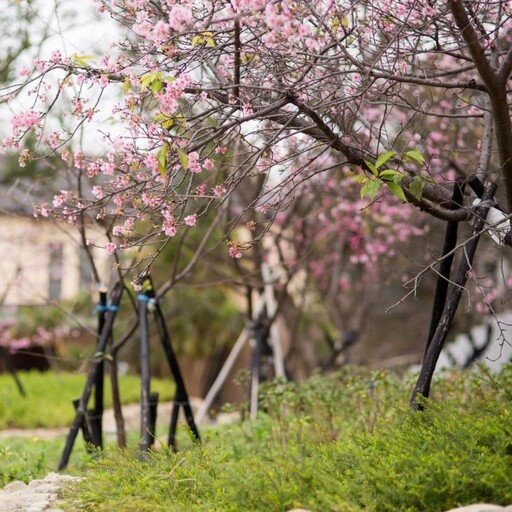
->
xmin=410 ymin=183 xmax=497 ymax=409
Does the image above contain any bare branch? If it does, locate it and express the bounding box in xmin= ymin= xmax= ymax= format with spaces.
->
xmin=448 ymin=0 xmax=498 ymax=89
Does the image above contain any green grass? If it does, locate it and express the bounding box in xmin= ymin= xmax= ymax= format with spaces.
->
xmin=2 ymin=367 xmax=512 ymax=511
xmin=0 ymin=370 xmax=175 ymax=429
xmin=0 ymin=436 xmax=85 ymax=486
xmin=0 ymin=370 xmax=175 ymax=486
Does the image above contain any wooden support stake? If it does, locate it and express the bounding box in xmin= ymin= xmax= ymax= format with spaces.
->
xmin=91 ymin=288 xmax=108 ymax=449
xmin=195 ymin=296 xmax=265 ymax=425
xmin=138 ymin=292 xmax=152 ymax=453
xmin=249 ymin=315 xmax=266 ymax=420
xmin=72 ymin=399 xmax=94 ymax=450
xmin=58 ymin=282 xmax=123 ymax=470
xmin=153 ymin=300 xmax=200 ymax=447
xmin=149 ymin=391 xmax=159 ymax=447
xmin=262 ymin=263 xmax=286 ymax=378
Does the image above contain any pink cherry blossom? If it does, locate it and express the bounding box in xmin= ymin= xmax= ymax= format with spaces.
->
xmin=185 ymin=214 xmax=197 ymax=226
xmin=188 ymin=151 xmax=201 ymax=173
xmin=163 ymin=220 xmax=177 ymax=237
xmin=92 ymin=186 xmax=106 ymax=199
xmin=168 ymin=5 xmax=193 ymax=31
xmin=11 ymin=109 xmax=41 ymax=136
xmin=105 ymin=242 xmax=117 ymax=254
xmin=228 ymin=244 xmax=242 ymax=259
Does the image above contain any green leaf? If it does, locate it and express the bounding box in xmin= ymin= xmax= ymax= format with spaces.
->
xmin=240 ymin=52 xmax=259 ymax=64
xmin=365 ymin=160 xmax=379 ymax=177
xmin=141 ymin=279 xmax=153 ymax=293
xmin=150 ymin=78 xmax=163 ymax=94
xmin=157 ymin=143 xmax=170 ymax=176
xmin=360 ymin=179 xmax=369 ymax=199
xmin=140 ymin=71 xmax=161 ymax=92
xmin=379 ymin=169 xmax=402 ymax=181
xmin=191 ymin=35 xmax=203 ymax=46
xmin=409 ymin=176 xmax=425 ymax=200
xmin=140 ymin=76 xmax=153 ymax=91
xmin=366 ymin=180 xmax=381 ymax=200
xmin=163 ymin=119 xmax=174 ymax=130
xmin=375 ymin=151 xmax=397 ymax=170
xmin=404 ymin=149 xmax=425 ymax=165
xmin=71 ymin=53 xmax=96 ymax=67
xmin=332 ymin=15 xmax=341 ymax=33
xmin=174 ymin=113 xmax=187 ymax=127
xmin=123 ymin=77 xmax=130 ymax=95
xmin=361 ymin=178 xmax=381 ymax=201
xmin=155 ymin=113 xmax=174 ymax=130
xmin=192 ymin=32 xmax=216 ymax=47
xmin=386 ymin=182 xmax=407 ymax=202
xmin=177 ymin=148 xmax=189 ymax=170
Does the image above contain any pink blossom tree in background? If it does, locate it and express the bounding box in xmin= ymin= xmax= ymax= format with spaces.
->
xmin=1 ymin=0 xmax=512 ymax=390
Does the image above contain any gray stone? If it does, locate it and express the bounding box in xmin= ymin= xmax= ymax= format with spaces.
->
xmin=44 ymin=473 xmax=78 ymax=483
xmin=2 ymin=480 xmax=27 ymax=493
xmin=0 ymin=473 xmax=84 ymax=512
xmin=445 ymin=504 xmax=505 ymax=512
xmin=28 ymin=480 xmax=59 ymax=493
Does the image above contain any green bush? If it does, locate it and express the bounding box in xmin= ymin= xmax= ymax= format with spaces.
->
xmin=334 ymin=368 xmax=512 ymax=511
xmin=59 ymin=366 xmax=512 ymax=511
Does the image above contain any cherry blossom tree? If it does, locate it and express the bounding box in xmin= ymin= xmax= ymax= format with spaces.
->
xmin=1 ymin=0 xmax=512 ymax=389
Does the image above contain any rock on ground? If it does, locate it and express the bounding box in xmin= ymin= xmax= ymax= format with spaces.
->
xmin=286 ymin=506 xmax=512 ymax=512
xmin=0 ymin=473 xmax=81 ymax=512
xmin=445 ymin=505 xmax=512 ymax=512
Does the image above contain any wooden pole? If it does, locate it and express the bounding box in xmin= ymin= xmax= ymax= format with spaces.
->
xmin=195 ymin=328 xmax=249 ymax=425
xmin=262 ymin=263 xmax=286 ymax=378
xmin=249 ymin=314 xmax=266 ymax=420
xmin=91 ymin=287 xmax=108 ymax=448
xmin=195 ymin=295 xmax=265 ymax=425
xmin=153 ymin=300 xmax=200 ymax=447
xmin=149 ymin=391 xmax=159 ymax=447
xmin=137 ymin=291 xmax=152 ymax=453
xmin=58 ymin=282 xmax=123 ymax=470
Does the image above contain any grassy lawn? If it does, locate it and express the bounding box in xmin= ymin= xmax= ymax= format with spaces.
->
xmin=2 ymin=367 xmax=512 ymax=511
xmin=0 ymin=370 xmax=175 ymax=429
xmin=0 ymin=370 xmax=176 ymax=486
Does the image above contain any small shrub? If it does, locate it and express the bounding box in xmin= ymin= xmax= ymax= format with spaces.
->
xmin=10 ymin=366 xmax=512 ymax=512
xmin=334 ymin=368 xmax=512 ymax=511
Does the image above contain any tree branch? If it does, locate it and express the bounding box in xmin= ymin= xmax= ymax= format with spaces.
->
xmin=498 ymin=44 xmax=512 ymax=84
xmin=448 ymin=0 xmax=498 ymax=90
xmin=233 ymin=20 xmax=241 ymax=102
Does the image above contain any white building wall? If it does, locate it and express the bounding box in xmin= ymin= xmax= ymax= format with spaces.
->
xmin=0 ymin=215 xmax=110 ymax=305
